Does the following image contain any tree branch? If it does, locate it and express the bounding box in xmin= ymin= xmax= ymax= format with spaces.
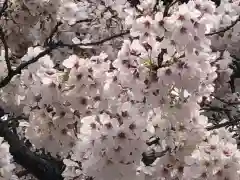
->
xmin=201 ymin=106 xmax=231 ymax=112
xmin=206 ymin=16 xmax=240 ymax=36
xmin=206 ymin=118 xmax=240 ymax=130
xmin=44 ymin=22 xmax=63 ymax=47
xmin=142 ymin=147 xmax=170 ymax=166
xmin=0 ymin=0 xmax=8 ymax=18
xmin=153 ymin=0 xmax=161 ymax=12
xmin=213 ymin=95 xmax=240 ymax=106
xmin=0 ymin=30 xmax=130 ymax=89
xmin=70 ymin=18 xmax=92 ymax=26
xmin=163 ymin=0 xmax=179 ymax=17
xmin=0 ymin=27 xmax=11 ymax=73
xmin=15 ymin=169 xmax=30 ymax=178
xmin=127 ymin=0 xmax=140 ymax=8
xmin=0 ymin=44 xmax=58 ymax=88
xmin=0 ymin=120 xmax=64 ymax=180
xmin=58 ymin=30 xmax=130 ymax=48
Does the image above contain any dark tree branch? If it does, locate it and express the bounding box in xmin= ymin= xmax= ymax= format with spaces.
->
xmin=206 ymin=16 xmax=240 ymax=36
xmin=146 ymin=136 xmax=160 ymax=146
xmin=163 ymin=0 xmax=179 ymax=17
xmin=157 ymin=48 xmax=166 ymax=68
xmin=44 ymin=22 xmax=63 ymax=47
xmin=0 ymin=0 xmax=8 ymax=18
xmin=0 ymin=27 xmax=11 ymax=73
xmin=127 ymin=0 xmax=140 ymax=7
xmin=127 ymin=0 xmax=143 ymax=13
xmin=206 ymin=118 xmax=240 ymax=130
xmin=229 ymin=75 xmax=236 ymax=93
xmin=142 ymin=147 xmax=170 ymax=166
xmin=213 ymin=95 xmax=240 ymax=106
xmin=153 ymin=0 xmax=160 ymax=12
xmin=15 ymin=169 xmax=30 ymax=178
xmin=74 ymin=18 xmax=92 ymax=24
xmin=0 ymin=120 xmax=64 ymax=180
xmin=0 ymin=0 xmax=11 ymax=73
xmin=71 ymin=18 xmax=93 ymax=26
xmin=0 ymin=44 xmax=58 ymax=88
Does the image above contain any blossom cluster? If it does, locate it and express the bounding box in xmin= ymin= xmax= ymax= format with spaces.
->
xmin=1 ymin=0 xmax=240 ymax=180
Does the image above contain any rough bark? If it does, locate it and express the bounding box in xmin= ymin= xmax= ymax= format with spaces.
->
xmin=0 ymin=121 xmax=64 ymax=180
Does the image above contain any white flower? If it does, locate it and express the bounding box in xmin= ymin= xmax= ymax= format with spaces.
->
xmin=131 ymin=16 xmax=154 ymax=37
xmin=21 ymin=47 xmax=43 ymax=62
xmin=62 ymin=55 xmax=84 ymax=69
xmin=153 ymin=12 xmax=165 ymax=37
xmin=80 ymin=115 xmax=100 ymax=136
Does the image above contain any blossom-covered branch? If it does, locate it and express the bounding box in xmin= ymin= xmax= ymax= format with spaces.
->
xmin=0 ymin=30 xmax=130 ymax=89
xmin=0 ymin=45 xmax=56 ymax=88
xmin=206 ymin=15 xmax=240 ymax=36
xmin=58 ymin=30 xmax=130 ymax=47
xmin=0 ymin=0 xmax=240 ymax=180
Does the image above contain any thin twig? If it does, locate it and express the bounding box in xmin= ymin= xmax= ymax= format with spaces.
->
xmin=58 ymin=30 xmax=130 ymax=48
xmin=44 ymin=22 xmax=63 ymax=47
xmin=71 ymin=18 xmax=92 ymax=26
xmin=163 ymin=0 xmax=179 ymax=17
xmin=206 ymin=16 xmax=240 ymax=36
